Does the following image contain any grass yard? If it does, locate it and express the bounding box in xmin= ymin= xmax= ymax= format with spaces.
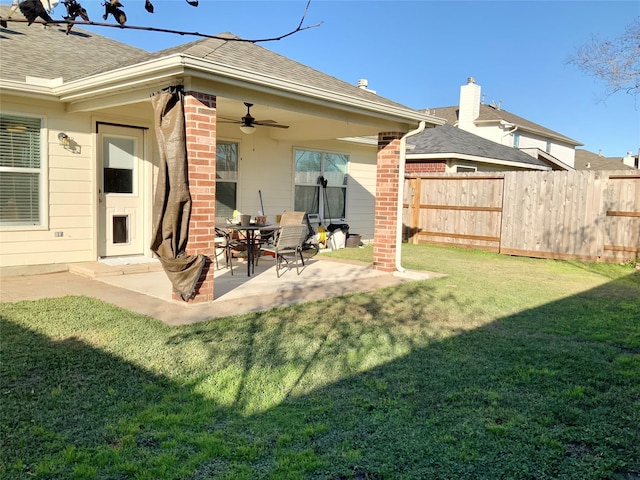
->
xmin=1 ymin=244 xmax=639 ymax=479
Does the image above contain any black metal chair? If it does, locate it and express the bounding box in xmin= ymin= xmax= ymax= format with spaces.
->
xmin=214 ymin=227 xmax=235 ymax=275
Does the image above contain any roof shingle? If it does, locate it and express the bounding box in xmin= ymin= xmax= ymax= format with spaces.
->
xmin=0 ymin=6 xmax=147 ymax=82
xmin=1 ymin=14 xmax=414 ymax=111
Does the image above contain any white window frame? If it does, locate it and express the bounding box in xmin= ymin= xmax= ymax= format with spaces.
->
xmin=102 ymin=134 xmax=138 ymax=197
xmin=215 ymin=140 xmax=239 ymax=219
xmin=293 ymin=147 xmax=349 ymax=222
xmin=455 ymin=164 xmax=477 ymax=173
xmin=0 ymin=113 xmax=48 ymax=230
xmin=513 ymin=132 xmax=520 ymax=149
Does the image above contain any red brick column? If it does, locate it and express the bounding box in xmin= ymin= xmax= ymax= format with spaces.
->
xmin=181 ymin=91 xmax=217 ymax=303
xmin=374 ymin=132 xmax=404 ymax=272
xmin=405 ymin=161 xmax=446 ymax=174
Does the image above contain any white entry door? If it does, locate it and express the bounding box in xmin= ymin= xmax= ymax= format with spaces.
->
xmin=98 ymin=125 xmax=145 ymax=257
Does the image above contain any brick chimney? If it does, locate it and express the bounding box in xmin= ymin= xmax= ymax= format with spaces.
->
xmin=458 ymin=77 xmax=481 ymax=132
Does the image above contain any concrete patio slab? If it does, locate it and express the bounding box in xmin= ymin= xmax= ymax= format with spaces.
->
xmin=0 ymin=256 xmax=444 ymax=326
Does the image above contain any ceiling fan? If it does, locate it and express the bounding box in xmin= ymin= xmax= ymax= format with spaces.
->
xmin=221 ymin=102 xmax=290 ymax=134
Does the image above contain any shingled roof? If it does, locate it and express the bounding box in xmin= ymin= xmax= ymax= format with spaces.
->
xmin=431 ymin=104 xmax=582 ymax=146
xmin=406 ymin=123 xmax=552 ymax=169
xmin=574 ymin=149 xmax=634 ymax=170
xmin=0 ymin=10 xmax=415 ymax=112
xmin=0 ymin=6 xmax=147 ymax=82
xmin=89 ymin=32 xmax=413 ymax=110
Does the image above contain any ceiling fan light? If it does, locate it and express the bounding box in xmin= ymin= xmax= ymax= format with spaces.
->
xmin=239 ymin=124 xmax=256 ymax=134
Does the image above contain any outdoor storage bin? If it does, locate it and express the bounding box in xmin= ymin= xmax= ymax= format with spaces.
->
xmin=346 ymin=234 xmax=361 ymax=248
xmin=327 ymin=222 xmax=349 ymax=250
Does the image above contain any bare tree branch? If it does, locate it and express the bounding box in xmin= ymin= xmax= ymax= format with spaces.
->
xmin=567 ymin=18 xmax=640 ymax=102
xmin=0 ymin=0 xmax=322 ymax=43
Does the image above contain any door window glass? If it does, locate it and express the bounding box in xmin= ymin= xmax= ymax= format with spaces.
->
xmin=104 ymin=137 xmax=135 ymax=194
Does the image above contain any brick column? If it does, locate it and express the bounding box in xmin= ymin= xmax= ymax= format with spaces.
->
xmin=181 ymin=91 xmax=217 ymax=303
xmin=405 ymin=161 xmax=446 ymax=174
xmin=374 ymin=132 xmax=404 ymax=272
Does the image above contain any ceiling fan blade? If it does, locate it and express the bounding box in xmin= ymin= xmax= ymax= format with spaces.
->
xmin=222 ymin=103 xmax=289 ymax=129
xmin=254 ymin=121 xmax=290 ymax=129
xmin=218 ymin=115 xmax=242 ymax=123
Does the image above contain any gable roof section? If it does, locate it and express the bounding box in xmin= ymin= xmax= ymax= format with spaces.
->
xmin=574 ymin=149 xmax=633 ymax=170
xmin=431 ymin=104 xmax=582 ymax=146
xmin=406 ymin=123 xmax=554 ymax=170
xmin=93 ymin=32 xmax=414 ymax=111
xmin=1 ymin=15 xmax=439 ymax=125
xmin=0 ymin=6 xmax=147 ymax=82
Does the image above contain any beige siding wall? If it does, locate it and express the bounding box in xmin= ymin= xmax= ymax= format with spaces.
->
xmin=1 ymin=97 xmax=156 ymax=268
xmin=340 ymin=142 xmax=376 ymax=238
xmin=1 ymin=96 xmax=95 ymax=267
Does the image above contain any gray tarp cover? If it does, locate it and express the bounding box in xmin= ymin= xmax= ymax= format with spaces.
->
xmin=150 ymin=88 xmax=207 ymax=301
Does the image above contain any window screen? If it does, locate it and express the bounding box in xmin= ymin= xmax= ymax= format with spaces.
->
xmin=0 ymin=114 xmax=42 ymax=226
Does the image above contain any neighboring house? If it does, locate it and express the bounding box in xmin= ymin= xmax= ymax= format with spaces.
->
xmin=0 ymin=8 xmax=444 ymax=301
xmin=405 ymin=123 xmax=569 ymax=173
xmin=429 ymin=77 xmax=582 ymax=169
xmin=574 ymin=149 xmax=638 ymax=170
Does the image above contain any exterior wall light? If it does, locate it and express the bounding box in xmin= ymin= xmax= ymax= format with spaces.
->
xmin=58 ymin=132 xmax=70 ymax=147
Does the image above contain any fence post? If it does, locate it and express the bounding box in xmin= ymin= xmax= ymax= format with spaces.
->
xmin=411 ymin=178 xmax=421 ymax=244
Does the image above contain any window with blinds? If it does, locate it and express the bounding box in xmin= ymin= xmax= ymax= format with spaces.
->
xmin=0 ymin=114 xmax=43 ymax=226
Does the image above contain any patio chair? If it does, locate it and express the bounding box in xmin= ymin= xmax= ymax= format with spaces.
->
xmin=278 ymin=211 xmax=305 ymax=225
xmin=260 ymin=210 xmax=306 ymax=260
xmin=260 ymin=223 xmax=308 ymax=277
xmin=214 ymin=227 xmax=235 ymax=275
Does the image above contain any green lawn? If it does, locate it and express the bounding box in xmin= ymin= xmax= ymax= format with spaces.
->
xmin=1 ymin=244 xmax=639 ymax=479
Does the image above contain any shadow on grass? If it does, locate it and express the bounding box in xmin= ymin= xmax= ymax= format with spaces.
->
xmin=1 ymin=273 xmax=638 ymax=479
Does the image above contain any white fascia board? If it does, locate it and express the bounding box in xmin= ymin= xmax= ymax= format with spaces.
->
xmin=336 ymin=136 xmax=378 ymax=146
xmin=55 ymin=54 xmax=445 ymax=127
xmin=519 ymin=127 xmax=583 ymax=147
xmin=535 ymin=149 xmax=575 ymax=171
xmin=56 ymin=57 xmax=185 ymax=102
xmin=405 ymin=152 xmax=551 ymax=171
xmin=474 ymin=119 xmax=583 ymax=146
xmin=0 ymin=79 xmax=59 ymax=101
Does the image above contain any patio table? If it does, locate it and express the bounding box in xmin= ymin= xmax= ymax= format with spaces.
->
xmin=216 ymin=222 xmax=279 ymax=276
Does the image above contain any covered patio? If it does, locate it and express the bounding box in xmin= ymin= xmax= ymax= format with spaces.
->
xmin=1 ymin=22 xmax=444 ymax=302
xmin=53 ymin=35 xmax=445 ymax=304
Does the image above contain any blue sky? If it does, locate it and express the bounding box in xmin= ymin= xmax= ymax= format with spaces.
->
xmin=72 ymin=1 xmax=640 ymax=157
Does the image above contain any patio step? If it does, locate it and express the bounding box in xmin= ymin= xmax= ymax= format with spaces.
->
xmin=69 ymin=259 xmax=162 ymax=278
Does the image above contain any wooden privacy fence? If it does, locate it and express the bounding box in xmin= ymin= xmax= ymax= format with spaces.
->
xmin=403 ymin=170 xmax=640 ymax=263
